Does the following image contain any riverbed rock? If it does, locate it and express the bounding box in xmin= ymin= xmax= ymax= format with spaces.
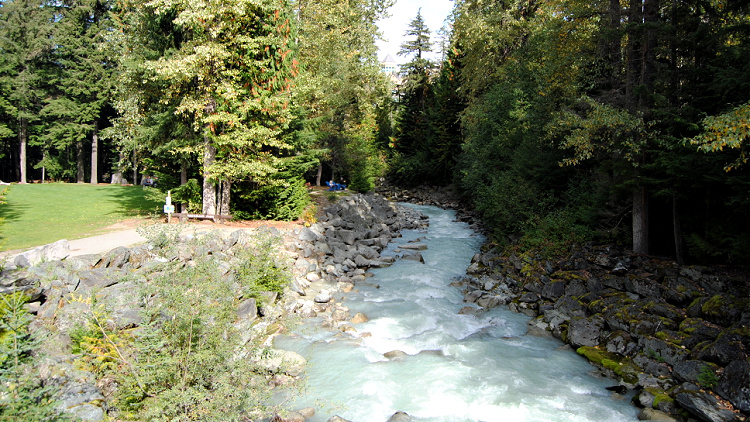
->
xmin=350 ymin=312 xmax=369 ymax=324
xmin=384 ymin=350 xmax=408 ymax=360
xmin=568 ymin=316 xmax=605 ymax=347
xmin=314 ymin=290 xmax=332 ymax=303
xmin=637 ymin=408 xmax=677 ymax=421
xmin=386 ymin=411 xmax=414 ymax=422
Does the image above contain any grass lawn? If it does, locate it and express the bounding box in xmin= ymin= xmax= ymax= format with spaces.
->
xmin=0 ymin=183 xmax=164 ymax=251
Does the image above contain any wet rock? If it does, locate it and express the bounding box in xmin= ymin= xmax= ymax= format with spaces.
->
xmin=314 ymin=290 xmax=332 ymax=303
xmin=327 ymin=416 xmax=352 ymax=422
xmin=384 ymin=350 xmax=408 ymax=360
xmin=386 ymin=411 xmax=414 ymax=422
xmin=400 ymin=242 xmax=427 ymax=251
xmin=674 ymin=386 xmax=742 ymax=422
xmin=715 ymin=360 xmax=750 ymax=412
xmin=401 ymin=251 xmax=425 ymax=264
xmin=568 ymin=316 xmax=605 ymax=347
xmin=350 ymin=312 xmax=369 ymax=324
xmin=637 ymin=408 xmax=677 ymax=421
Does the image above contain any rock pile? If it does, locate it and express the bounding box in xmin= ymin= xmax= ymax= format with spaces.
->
xmin=460 ymin=244 xmax=749 ymax=422
xmin=1 ymin=228 xmax=306 ymax=421
xmin=282 ymin=193 xmax=427 ymax=325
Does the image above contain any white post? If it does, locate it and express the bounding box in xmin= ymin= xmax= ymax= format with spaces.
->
xmin=164 ymin=190 xmax=174 ymax=223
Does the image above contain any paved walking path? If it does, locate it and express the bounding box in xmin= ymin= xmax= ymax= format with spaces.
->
xmin=1 ymin=221 xmax=263 ymax=264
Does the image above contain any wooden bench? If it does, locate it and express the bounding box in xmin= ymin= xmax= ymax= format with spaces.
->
xmin=171 ymin=213 xmax=232 ymax=223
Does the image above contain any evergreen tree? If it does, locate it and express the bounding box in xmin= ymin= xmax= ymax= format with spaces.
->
xmin=0 ymin=0 xmax=55 ymax=183
xmin=39 ymin=0 xmax=115 ymax=183
xmin=115 ymin=0 xmax=298 ymax=214
xmin=293 ymin=0 xmax=392 ymax=192
xmin=390 ymin=8 xmax=435 ymax=184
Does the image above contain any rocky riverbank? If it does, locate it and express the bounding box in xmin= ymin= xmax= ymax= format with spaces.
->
xmin=0 ymin=193 xmax=429 ymax=421
xmin=457 ymin=242 xmax=749 ymax=422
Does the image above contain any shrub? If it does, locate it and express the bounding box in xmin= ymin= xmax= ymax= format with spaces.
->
xmin=108 ymin=232 xmax=289 ymax=420
xmin=170 ymin=178 xmax=203 ymax=213
xmin=697 ymin=365 xmax=719 ymax=389
xmin=234 ymin=177 xmax=311 ymax=221
xmin=0 ymin=292 xmax=70 ymax=421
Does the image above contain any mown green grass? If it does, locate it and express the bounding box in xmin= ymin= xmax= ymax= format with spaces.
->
xmin=0 ymin=183 xmax=163 ymax=251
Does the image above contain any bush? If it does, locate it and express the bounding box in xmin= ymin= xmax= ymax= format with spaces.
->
xmin=233 ymin=177 xmax=311 ymax=221
xmin=0 ymin=292 xmax=69 ymax=421
xmin=170 ymin=178 xmax=203 ymax=213
xmin=94 ymin=231 xmax=292 ymax=420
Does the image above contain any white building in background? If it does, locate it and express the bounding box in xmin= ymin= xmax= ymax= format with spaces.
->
xmin=380 ymin=54 xmax=398 ymax=74
xmin=380 ymin=54 xmax=402 ymax=87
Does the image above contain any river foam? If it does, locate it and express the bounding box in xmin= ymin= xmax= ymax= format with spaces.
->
xmin=276 ymin=204 xmax=640 ymax=422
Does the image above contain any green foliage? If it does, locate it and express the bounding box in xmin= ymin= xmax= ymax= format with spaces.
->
xmin=697 ymin=365 xmax=719 ymax=389
xmin=518 ymin=209 xmax=596 ymax=258
xmin=68 ymin=295 xmax=135 ymax=378
xmin=233 ymin=177 xmax=311 ymax=221
xmin=111 ymin=232 xmax=288 ymax=421
xmin=136 ymin=222 xmax=182 ymax=250
xmin=233 ymin=233 xmax=292 ymax=300
xmin=170 ymin=178 xmax=203 ymax=213
xmin=689 ymin=101 xmax=750 ymax=171
xmin=0 ymin=292 xmax=69 ymax=421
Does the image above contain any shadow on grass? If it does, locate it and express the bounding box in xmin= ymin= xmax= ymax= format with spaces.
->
xmin=0 ymin=190 xmax=27 ymax=225
xmin=104 ymin=185 xmax=164 ymax=218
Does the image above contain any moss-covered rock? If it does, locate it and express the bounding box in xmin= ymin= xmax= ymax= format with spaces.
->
xmin=701 ymin=294 xmax=748 ymax=327
xmin=576 ymin=346 xmax=641 ymax=384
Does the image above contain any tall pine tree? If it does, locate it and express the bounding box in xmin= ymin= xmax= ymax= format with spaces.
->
xmin=0 ymin=0 xmax=54 ymax=183
xmin=39 ymin=0 xmax=115 ymax=183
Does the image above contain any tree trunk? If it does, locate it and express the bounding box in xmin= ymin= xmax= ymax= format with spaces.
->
xmin=19 ymin=117 xmax=27 ymax=184
xmin=202 ymin=139 xmax=217 ymax=215
xmin=673 ymin=195 xmax=685 ymax=265
xmin=605 ymin=0 xmax=622 ymax=88
xmin=112 ymin=152 xmax=125 ymax=184
xmin=632 ymin=184 xmax=649 ymax=254
xmin=180 ymin=160 xmax=188 ymax=213
xmin=77 ymin=139 xmax=85 ymax=183
xmin=219 ymin=180 xmax=231 ymax=215
xmin=626 ymin=0 xmax=643 ymax=110
xmin=641 ymin=0 xmax=659 ymax=108
xmin=316 ymin=162 xmax=323 ymax=187
xmin=90 ymin=121 xmax=99 ymax=184
xmin=132 ymin=149 xmax=138 ymax=186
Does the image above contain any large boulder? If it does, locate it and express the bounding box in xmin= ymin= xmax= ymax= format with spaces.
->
xmin=715 ymin=360 xmax=750 ymax=412
xmin=674 ymin=386 xmax=743 ymax=422
xmin=14 ymin=239 xmax=70 ymax=268
xmin=568 ymin=316 xmax=605 ymax=347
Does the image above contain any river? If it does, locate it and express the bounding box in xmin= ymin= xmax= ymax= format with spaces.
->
xmin=276 ymin=204 xmax=640 ymax=422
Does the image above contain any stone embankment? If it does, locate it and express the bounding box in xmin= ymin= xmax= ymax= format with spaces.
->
xmin=0 ymin=192 xmax=428 ymax=422
xmin=459 ymin=244 xmax=749 ymax=422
